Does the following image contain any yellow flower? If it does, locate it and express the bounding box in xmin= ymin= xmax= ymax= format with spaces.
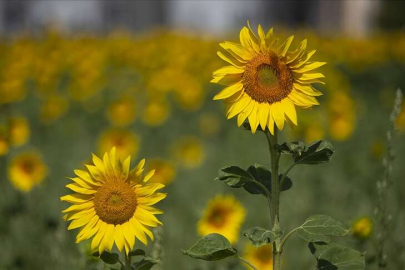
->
xmin=141 ymin=98 xmax=170 ymax=127
xmin=61 ymin=148 xmax=166 ymax=255
xmin=8 ymin=151 xmax=48 ymax=192
xmin=327 ymin=92 xmax=355 ymax=141
xmin=243 ymin=244 xmax=273 ymax=270
xmin=197 ymin=195 xmax=245 ymax=244
xmin=98 ymin=128 xmax=140 ymax=160
xmin=146 ymin=159 xmax=176 ymax=185
xmin=212 ymin=22 xmax=325 ymax=134
xmin=107 ymin=96 xmax=136 ymax=127
xmin=40 ymin=94 xmax=69 ymax=125
xmin=173 ymin=136 xmax=205 ymax=169
xmin=9 ymin=117 xmax=30 ymax=147
xmin=304 ymin=122 xmax=324 ymax=143
xmin=352 ymin=217 xmax=373 ymax=239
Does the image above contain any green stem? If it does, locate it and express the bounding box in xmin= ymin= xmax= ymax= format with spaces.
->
xmin=266 ymin=129 xmax=282 ymax=270
xmin=279 ymin=227 xmax=299 ymax=252
xmin=124 ymin=252 xmax=132 ymax=270
xmin=279 ymin=163 xmax=296 ymax=188
xmin=238 ymin=256 xmax=258 ymax=270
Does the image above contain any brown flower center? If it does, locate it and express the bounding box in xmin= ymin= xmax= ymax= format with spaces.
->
xmin=243 ymin=51 xmax=293 ymax=104
xmin=94 ymin=180 xmax=137 ymax=225
xmin=207 ymin=207 xmax=229 ymax=228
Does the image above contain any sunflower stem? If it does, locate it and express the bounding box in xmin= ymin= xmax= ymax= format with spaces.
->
xmin=238 ymin=255 xmax=258 ymax=270
xmin=266 ymin=129 xmax=282 ymax=270
xmin=124 ymin=251 xmax=132 ymax=270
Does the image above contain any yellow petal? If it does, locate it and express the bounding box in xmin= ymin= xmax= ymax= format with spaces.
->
xmin=288 ymin=90 xmax=319 ymax=108
xmin=135 ymin=207 xmax=162 ymax=227
xmin=258 ymin=103 xmax=269 ymax=130
xmin=290 ymin=50 xmax=316 ymax=68
xmin=293 ymin=83 xmax=323 ymax=96
xmin=122 ymin=222 xmax=135 ymax=251
xmin=287 ymin=39 xmax=307 ymax=64
xmin=62 ymin=201 xmax=94 ymax=213
xmin=137 ymin=193 xmax=167 ymax=206
xmin=68 ymin=211 xmax=95 ymax=230
xmin=279 ymin=36 xmax=294 ymax=57
xmin=104 ymin=224 xmax=115 ymax=252
xmin=271 ymin=102 xmax=285 ymax=130
xmin=211 ymin=73 xmax=243 ymax=86
xmin=293 ymin=62 xmax=327 ymax=73
xmin=267 ymin=110 xmax=275 ymax=135
xmin=226 ymin=95 xmax=250 ymax=119
xmin=143 ymin=170 xmax=155 ymax=182
xmin=213 ymin=83 xmax=243 ymax=100
xmin=130 ymin=218 xmax=148 ymax=245
xmin=257 ymin=24 xmax=266 ymax=50
xmin=136 ymin=183 xmax=165 ymax=197
xmin=75 ymin=169 xmax=101 ymax=185
xmin=217 ymin=51 xmax=244 ymax=68
xmin=66 ymin=184 xmax=96 ymax=195
xmin=68 ymin=177 xmax=93 ymax=189
xmin=114 ymin=225 xmax=125 ymax=252
xmin=76 ymin=216 xmax=100 ymax=243
xmin=213 ymin=65 xmax=244 ymax=76
xmin=91 ymin=221 xmax=107 ymax=252
xmin=282 ymin=99 xmax=297 ymax=125
xmin=60 ymin=194 xmax=92 ymax=204
xmin=109 ymin=147 xmax=116 ymax=169
xmin=220 ymin=41 xmax=253 ymax=61
xmin=237 ymin=101 xmax=255 ymax=127
xmin=248 ymin=102 xmax=259 ymax=133
xmin=92 ymin=154 xmax=105 ymax=174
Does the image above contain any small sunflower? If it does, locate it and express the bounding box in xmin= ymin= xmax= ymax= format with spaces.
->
xmin=8 ymin=151 xmax=48 ymax=192
xmin=352 ymin=217 xmax=373 ymax=240
xmin=98 ymin=128 xmax=140 ymax=160
xmin=212 ymin=22 xmax=325 ymax=134
xmin=61 ymin=148 xmax=166 ymax=255
xmin=141 ymin=98 xmax=170 ymax=127
xmin=107 ymin=96 xmax=136 ymax=127
xmin=173 ymin=136 xmax=205 ymax=169
xmin=9 ymin=117 xmax=30 ymax=147
xmin=197 ymin=195 xmax=245 ymax=244
xmin=243 ymin=244 xmax=273 ymax=270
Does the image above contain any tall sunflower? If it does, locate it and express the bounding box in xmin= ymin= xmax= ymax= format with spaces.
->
xmin=61 ymin=148 xmax=166 ymax=255
xmin=212 ymin=22 xmax=325 ymax=134
xmin=197 ymin=195 xmax=245 ymax=244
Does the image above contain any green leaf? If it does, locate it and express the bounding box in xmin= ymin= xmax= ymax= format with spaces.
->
xmin=92 ymin=251 xmax=120 ymax=265
xmin=133 ymin=257 xmax=159 ymax=270
xmin=276 ymin=141 xmax=307 ymax=155
xmin=294 ymin=140 xmax=335 ymax=165
xmin=243 ymin=227 xmax=283 ymax=247
xmin=183 ymin=233 xmax=237 ymax=261
xmin=128 ymin=249 xmax=146 ymax=257
xmin=216 ymin=166 xmax=255 ymax=188
xmin=243 ymin=164 xmax=293 ymax=195
xmin=297 ymin=215 xmax=349 ymax=242
xmin=309 ymin=242 xmax=366 ymax=269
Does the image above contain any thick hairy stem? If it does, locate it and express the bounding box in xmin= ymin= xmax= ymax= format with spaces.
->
xmin=124 ymin=252 xmax=132 ymax=270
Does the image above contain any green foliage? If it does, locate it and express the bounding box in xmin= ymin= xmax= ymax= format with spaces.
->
xmin=216 ymin=164 xmax=292 ymax=195
xmin=183 ymin=233 xmax=237 ymax=261
xmin=243 ymin=227 xmax=283 ymax=247
xmin=309 ymin=242 xmax=366 ymax=270
xmin=128 ymin=249 xmax=146 ymax=257
xmin=279 ymin=140 xmax=335 ymax=165
xmin=297 ymin=215 xmax=349 ymax=243
xmin=132 ymin=257 xmax=159 ymax=270
xmin=92 ymin=251 xmax=120 ymax=265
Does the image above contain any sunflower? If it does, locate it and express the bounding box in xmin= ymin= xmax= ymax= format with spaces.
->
xmin=98 ymin=128 xmax=140 ymax=160
xmin=107 ymin=96 xmax=136 ymax=127
xmin=8 ymin=151 xmax=48 ymax=192
xmin=61 ymin=148 xmax=166 ymax=255
xmin=173 ymin=136 xmax=205 ymax=169
xmin=352 ymin=217 xmax=373 ymax=240
xmin=243 ymin=244 xmax=273 ymax=270
xmin=9 ymin=117 xmax=30 ymax=147
xmin=212 ymin=22 xmax=325 ymax=134
xmin=0 ymin=125 xmax=9 ymax=156
xmin=141 ymin=98 xmax=170 ymax=127
xmin=197 ymin=195 xmax=245 ymax=244
xmin=147 ymin=159 xmax=176 ymax=185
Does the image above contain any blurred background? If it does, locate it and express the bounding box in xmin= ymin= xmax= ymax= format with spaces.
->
xmin=0 ymin=1 xmax=404 ymax=269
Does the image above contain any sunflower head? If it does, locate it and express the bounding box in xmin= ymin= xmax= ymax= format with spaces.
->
xmin=98 ymin=128 xmax=140 ymax=160
xmin=61 ymin=148 xmax=166 ymax=255
xmin=107 ymin=96 xmax=136 ymax=127
xmin=212 ymin=22 xmax=325 ymax=134
xmin=8 ymin=151 xmax=48 ymax=192
xmin=243 ymin=243 xmax=273 ymax=270
xmin=9 ymin=117 xmax=30 ymax=147
xmin=352 ymin=217 xmax=373 ymax=240
xmin=197 ymin=195 xmax=245 ymax=244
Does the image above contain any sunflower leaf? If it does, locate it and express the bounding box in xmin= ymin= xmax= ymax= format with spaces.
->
xmin=132 ymin=257 xmax=159 ymax=270
xmin=92 ymin=251 xmax=120 ymax=265
xmin=309 ymin=242 xmax=366 ymax=270
xmin=128 ymin=249 xmax=146 ymax=257
xmin=183 ymin=233 xmax=237 ymax=261
xmin=243 ymin=227 xmax=283 ymax=247
xmin=276 ymin=141 xmax=307 ymax=155
xmin=297 ymin=215 xmax=349 ymax=243
xmin=215 ymin=166 xmax=255 ymax=188
xmin=277 ymin=140 xmax=334 ymax=165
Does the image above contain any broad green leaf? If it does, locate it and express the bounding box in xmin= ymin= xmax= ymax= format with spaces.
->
xmin=216 ymin=166 xmax=255 ymax=188
xmin=132 ymin=257 xmax=159 ymax=270
xmin=243 ymin=164 xmax=293 ymax=195
xmin=183 ymin=233 xmax=237 ymax=261
xmin=297 ymin=215 xmax=349 ymax=242
xmin=294 ymin=140 xmax=334 ymax=165
xmin=309 ymin=242 xmax=366 ymax=269
xmin=128 ymin=249 xmax=146 ymax=257
xmin=92 ymin=251 xmax=120 ymax=265
xmin=243 ymin=227 xmax=283 ymax=247
xmin=276 ymin=141 xmax=307 ymax=155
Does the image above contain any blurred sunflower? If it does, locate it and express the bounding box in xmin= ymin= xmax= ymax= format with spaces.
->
xmin=173 ymin=136 xmax=205 ymax=169
xmin=107 ymin=96 xmax=136 ymax=127
xmin=146 ymin=159 xmax=176 ymax=185
xmin=352 ymin=217 xmax=373 ymax=240
xmin=40 ymin=94 xmax=69 ymax=125
xmin=197 ymin=195 xmax=245 ymax=244
xmin=212 ymin=22 xmax=325 ymax=134
xmin=8 ymin=151 xmax=48 ymax=192
xmin=198 ymin=112 xmax=221 ymax=137
xmin=9 ymin=117 xmax=30 ymax=147
xmin=61 ymin=148 xmax=166 ymax=254
xmin=98 ymin=128 xmax=140 ymax=160
xmin=327 ymin=92 xmax=355 ymax=141
xmin=243 ymin=244 xmax=273 ymax=270
xmin=142 ymin=98 xmax=170 ymax=127
xmin=0 ymin=125 xmax=9 ymax=156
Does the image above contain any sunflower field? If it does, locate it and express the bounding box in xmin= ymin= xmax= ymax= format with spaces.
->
xmin=0 ymin=25 xmax=404 ymax=270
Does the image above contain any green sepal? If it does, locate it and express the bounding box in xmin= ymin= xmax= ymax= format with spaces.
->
xmin=309 ymin=242 xmax=366 ymax=269
xmin=243 ymin=227 xmax=283 ymax=247
xmin=297 ymin=215 xmax=349 ymax=243
xmin=182 ymin=233 xmax=237 ymax=261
